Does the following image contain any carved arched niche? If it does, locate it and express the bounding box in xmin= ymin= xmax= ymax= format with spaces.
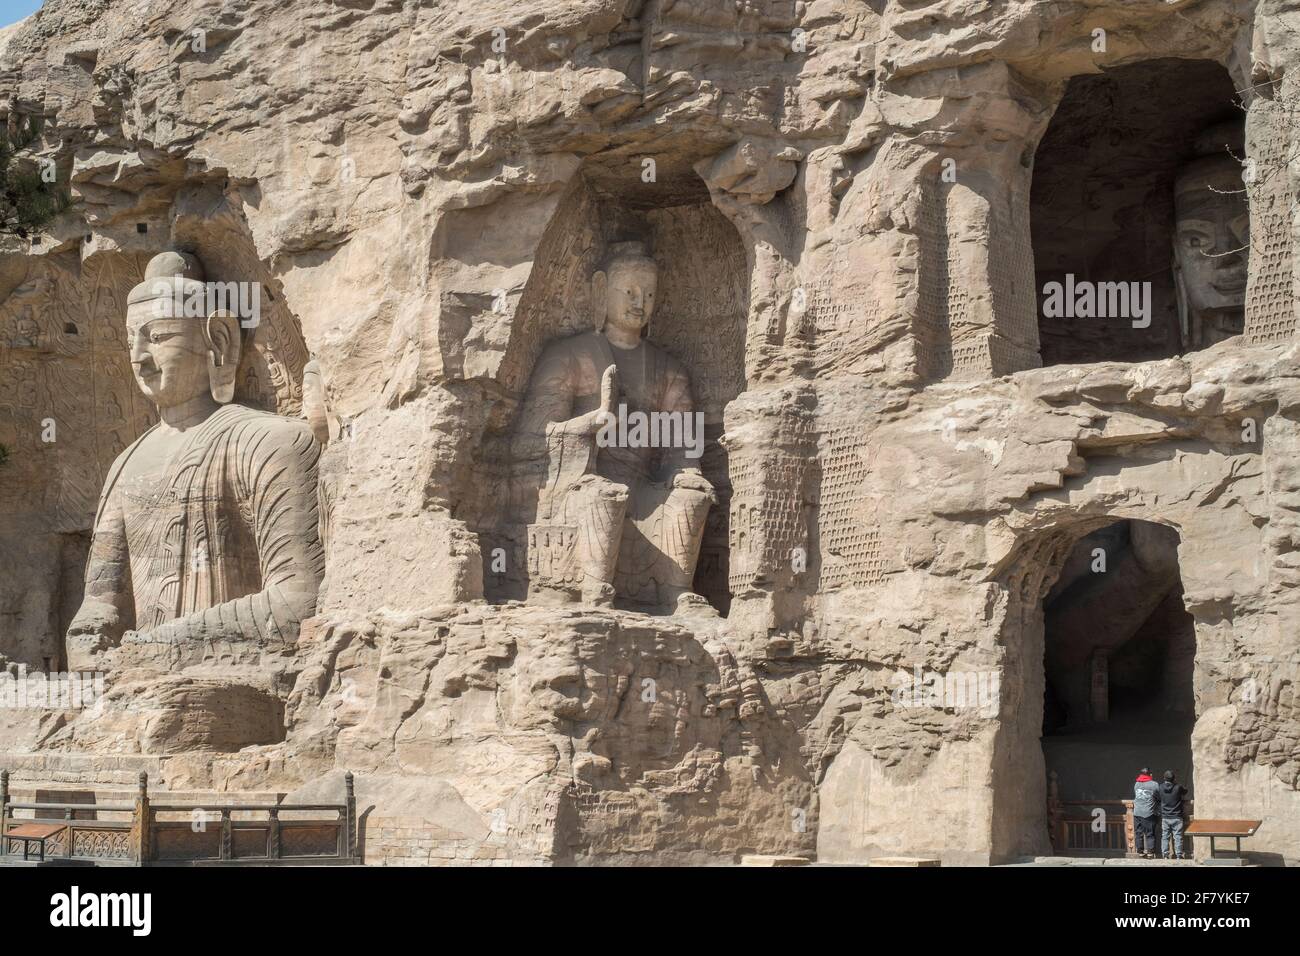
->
xmin=1030 ymin=59 xmax=1246 ymax=366
xmin=470 ymin=168 xmax=749 ymax=614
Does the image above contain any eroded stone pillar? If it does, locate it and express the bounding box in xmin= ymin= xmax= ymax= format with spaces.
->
xmin=900 ymin=62 xmax=1049 ymax=381
xmin=1243 ymin=83 xmax=1299 ymax=344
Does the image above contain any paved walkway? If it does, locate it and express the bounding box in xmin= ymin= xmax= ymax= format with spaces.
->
xmin=1004 ymin=856 xmax=1208 ymax=866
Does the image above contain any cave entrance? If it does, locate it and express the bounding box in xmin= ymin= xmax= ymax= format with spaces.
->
xmin=1040 ymin=519 xmax=1196 ymax=856
xmin=1031 ymin=58 xmax=1246 ymax=366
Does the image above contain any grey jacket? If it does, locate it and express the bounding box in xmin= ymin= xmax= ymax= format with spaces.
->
xmin=1134 ymin=778 xmax=1159 ymax=818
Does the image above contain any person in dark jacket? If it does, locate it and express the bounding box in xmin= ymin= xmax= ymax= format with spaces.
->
xmin=1159 ymin=770 xmax=1189 ymax=859
xmin=1133 ymin=768 xmax=1160 ymax=858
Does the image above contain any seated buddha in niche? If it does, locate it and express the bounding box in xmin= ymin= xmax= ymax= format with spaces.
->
xmin=512 ymin=241 xmax=716 ymax=614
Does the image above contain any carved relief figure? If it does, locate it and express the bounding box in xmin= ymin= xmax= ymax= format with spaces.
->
xmin=513 ymin=242 xmax=715 ymax=613
xmin=1173 ymin=124 xmax=1249 ymax=350
xmin=10 ymin=309 xmax=40 ymax=349
xmin=65 ymin=251 xmax=325 ymax=670
xmin=2 ymin=276 xmax=53 ymax=350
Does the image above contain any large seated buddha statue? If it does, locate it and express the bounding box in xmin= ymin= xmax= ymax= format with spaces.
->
xmin=65 ymin=251 xmax=325 ymax=671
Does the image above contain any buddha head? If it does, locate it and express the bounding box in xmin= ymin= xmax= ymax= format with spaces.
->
xmin=592 ymin=241 xmax=658 ymax=340
xmin=1172 ymin=125 xmax=1249 ymax=346
xmin=125 ymin=251 xmax=242 ymax=407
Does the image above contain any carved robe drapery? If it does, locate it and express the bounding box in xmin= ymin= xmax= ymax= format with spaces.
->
xmin=515 ymin=330 xmax=711 ymax=604
xmin=72 ymin=403 xmax=324 ymax=645
xmin=517 ymin=331 xmax=696 ymax=489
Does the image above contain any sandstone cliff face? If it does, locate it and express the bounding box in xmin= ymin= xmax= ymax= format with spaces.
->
xmin=1 ymin=0 xmax=1299 ymax=865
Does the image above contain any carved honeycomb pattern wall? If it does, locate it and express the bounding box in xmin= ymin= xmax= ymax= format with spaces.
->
xmin=916 ymin=179 xmax=1041 ymax=381
xmin=989 ymin=335 xmax=1043 ymax=376
xmin=818 ymin=425 xmax=886 ymax=590
xmin=727 ymin=453 xmax=760 ymax=591
xmin=728 ymin=454 xmax=809 ymax=591
xmin=914 ymin=181 xmax=975 ymax=381
xmin=988 ymin=199 xmax=1041 ymax=367
xmin=1244 ymin=98 xmax=1297 ymax=345
xmin=727 ymin=412 xmax=813 ymax=592
xmin=800 ymin=269 xmax=885 ymax=373
xmin=804 ymin=277 xmax=844 ymax=361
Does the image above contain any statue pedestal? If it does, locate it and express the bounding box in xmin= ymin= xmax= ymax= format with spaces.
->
xmin=283 ymin=604 xmax=815 ymax=865
xmin=8 ymin=604 xmax=813 ymax=864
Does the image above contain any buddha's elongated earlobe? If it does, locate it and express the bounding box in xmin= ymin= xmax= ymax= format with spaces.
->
xmin=204 ymin=310 xmax=241 ymax=404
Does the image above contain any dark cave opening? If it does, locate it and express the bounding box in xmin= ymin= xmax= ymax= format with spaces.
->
xmin=1040 ymin=520 xmax=1196 ymax=809
xmin=1031 ymin=58 xmax=1246 ymax=367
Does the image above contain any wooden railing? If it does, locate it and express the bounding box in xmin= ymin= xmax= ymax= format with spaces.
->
xmin=1053 ymin=800 xmax=1129 ymax=855
xmin=1 ymin=770 xmax=360 ymax=866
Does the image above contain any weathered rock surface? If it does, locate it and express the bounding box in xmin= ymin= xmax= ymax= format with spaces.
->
xmin=0 ymin=0 xmax=1299 ymax=865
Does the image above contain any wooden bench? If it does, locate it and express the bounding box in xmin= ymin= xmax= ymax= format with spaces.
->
xmin=1184 ymin=819 xmax=1263 ymax=864
xmin=4 ymin=822 xmax=67 ymax=862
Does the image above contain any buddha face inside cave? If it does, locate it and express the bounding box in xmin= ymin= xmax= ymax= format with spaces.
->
xmin=602 ymin=256 xmax=658 ymax=341
xmin=1173 ymin=155 xmax=1249 ymax=323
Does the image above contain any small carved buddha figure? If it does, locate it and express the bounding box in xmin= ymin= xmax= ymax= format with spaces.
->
xmin=11 ymin=309 xmax=40 ymax=349
xmin=1173 ymin=126 xmax=1249 ymax=350
xmin=65 ymin=251 xmax=324 ymax=670
xmin=514 ymin=242 xmax=715 ymax=613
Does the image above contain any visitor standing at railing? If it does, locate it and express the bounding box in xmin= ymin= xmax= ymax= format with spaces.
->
xmin=1133 ymin=768 xmax=1159 ymax=859
xmin=1159 ymin=770 xmax=1190 ymax=860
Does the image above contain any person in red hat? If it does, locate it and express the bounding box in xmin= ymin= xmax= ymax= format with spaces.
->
xmin=1133 ymin=768 xmax=1160 ymax=859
